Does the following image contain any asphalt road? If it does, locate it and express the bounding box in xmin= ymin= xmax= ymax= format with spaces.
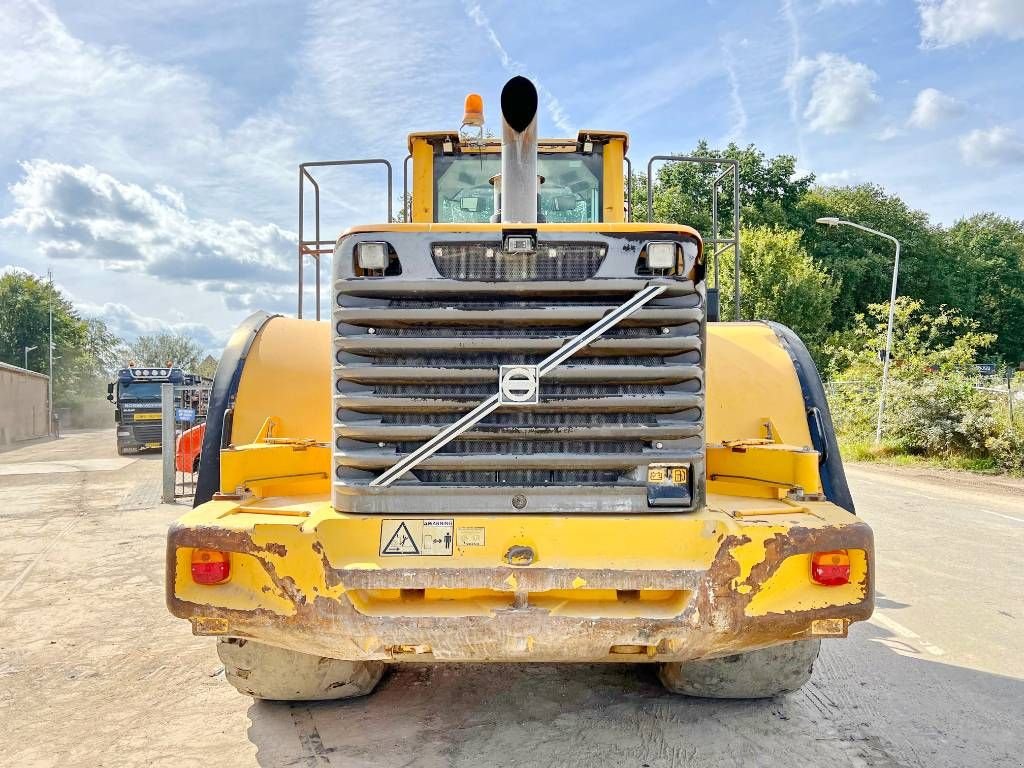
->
xmin=1 ymin=429 xmax=1021 ymax=768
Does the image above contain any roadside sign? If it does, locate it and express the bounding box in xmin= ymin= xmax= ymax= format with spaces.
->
xmin=176 ymin=407 xmax=196 ymax=422
xmin=974 ymin=363 xmax=998 ymax=376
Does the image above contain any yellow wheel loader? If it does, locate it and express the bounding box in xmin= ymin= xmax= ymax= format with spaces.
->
xmin=167 ymin=77 xmax=872 ymax=700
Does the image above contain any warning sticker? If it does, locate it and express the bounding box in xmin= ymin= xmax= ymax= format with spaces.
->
xmin=380 ymin=519 xmax=454 ymax=556
xmin=457 ymin=527 xmax=486 ymax=547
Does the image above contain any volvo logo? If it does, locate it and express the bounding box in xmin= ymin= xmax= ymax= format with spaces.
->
xmin=499 ymin=365 xmax=540 ymax=405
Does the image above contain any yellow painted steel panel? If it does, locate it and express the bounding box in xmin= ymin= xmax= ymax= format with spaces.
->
xmin=231 ymin=317 xmax=332 ymax=446
xmin=705 ymin=323 xmax=813 ymax=446
xmin=411 ymin=138 xmax=433 ymax=223
xmin=602 ymin=138 xmax=625 ymax=223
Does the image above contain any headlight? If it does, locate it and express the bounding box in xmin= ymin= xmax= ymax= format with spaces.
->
xmin=355 ymin=241 xmax=388 ymax=270
xmin=646 ymin=242 xmax=677 ymax=271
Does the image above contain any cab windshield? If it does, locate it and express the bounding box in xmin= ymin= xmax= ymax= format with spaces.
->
xmin=435 ymin=151 xmax=603 ymax=224
xmin=119 ymin=381 xmax=162 ymax=401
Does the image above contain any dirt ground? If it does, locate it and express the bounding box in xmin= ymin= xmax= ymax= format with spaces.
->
xmin=1 ymin=429 xmax=1021 ymax=767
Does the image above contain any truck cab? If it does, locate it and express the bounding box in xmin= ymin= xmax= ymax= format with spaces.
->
xmin=109 ymin=366 xmax=185 ymax=454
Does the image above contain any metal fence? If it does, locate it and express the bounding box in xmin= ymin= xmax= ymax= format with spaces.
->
xmin=826 ymin=375 xmax=1022 ymax=427
xmin=161 ymin=383 xmax=212 ymax=503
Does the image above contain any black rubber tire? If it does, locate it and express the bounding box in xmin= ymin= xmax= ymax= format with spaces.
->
xmin=217 ymin=638 xmax=385 ymax=701
xmin=658 ymin=640 xmax=820 ymax=699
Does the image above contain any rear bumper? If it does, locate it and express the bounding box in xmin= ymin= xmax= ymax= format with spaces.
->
xmin=166 ymin=497 xmax=873 ymax=663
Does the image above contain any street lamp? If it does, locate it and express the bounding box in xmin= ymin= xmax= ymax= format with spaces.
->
xmin=816 ymin=217 xmax=902 ymax=446
xmin=24 ymin=345 xmax=38 ymax=369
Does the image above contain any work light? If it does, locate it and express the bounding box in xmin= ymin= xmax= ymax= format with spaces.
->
xmin=355 ymin=242 xmax=388 ymax=270
xmin=646 ymin=242 xmax=677 ymax=271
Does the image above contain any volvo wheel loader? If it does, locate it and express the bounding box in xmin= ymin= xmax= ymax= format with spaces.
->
xmin=167 ymin=76 xmax=873 ymax=700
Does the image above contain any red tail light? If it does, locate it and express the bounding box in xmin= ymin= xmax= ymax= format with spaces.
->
xmin=811 ymin=550 xmax=851 ymax=586
xmin=191 ymin=548 xmax=230 ymax=585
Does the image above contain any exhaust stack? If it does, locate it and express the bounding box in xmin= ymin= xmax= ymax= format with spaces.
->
xmin=498 ymin=76 xmax=539 ymax=224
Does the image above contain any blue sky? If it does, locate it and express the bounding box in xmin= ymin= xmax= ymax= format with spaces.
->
xmin=2 ymin=0 xmax=1024 ymax=352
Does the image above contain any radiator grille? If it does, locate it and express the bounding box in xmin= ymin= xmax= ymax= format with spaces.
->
xmin=431 ymin=242 xmax=606 ymax=281
xmin=131 ymin=423 xmax=162 ymax=442
xmin=333 ymin=235 xmax=705 ymax=514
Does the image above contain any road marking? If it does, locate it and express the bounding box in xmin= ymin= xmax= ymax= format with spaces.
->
xmin=869 ymin=611 xmax=945 ymax=657
xmin=978 ymin=508 xmax=1024 ymax=524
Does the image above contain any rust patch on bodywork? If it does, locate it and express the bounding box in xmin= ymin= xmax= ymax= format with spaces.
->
xmin=166 ymin=512 xmax=873 ymax=663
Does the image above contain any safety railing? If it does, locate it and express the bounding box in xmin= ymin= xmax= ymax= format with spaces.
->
xmin=298 ymin=159 xmax=393 ymax=320
xmin=646 ymin=155 xmax=741 ymax=320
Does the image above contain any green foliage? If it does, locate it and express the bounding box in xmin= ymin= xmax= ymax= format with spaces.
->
xmin=986 ymin=424 xmax=1024 ymax=474
xmin=826 ymin=297 xmax=1023 ymax=472
xmin=196 ymin=354 xmax=219 ymax=380
xmin=943 ymin=213 xmax=1024 ymax=364
xmin=121 ymin=331 xmax=206 ymax=371
xmin=0 ymin=271 xmax=119 ymax=407
xmin=794 ymin=185 xmax=952 ymax=332
xmin=631 ymin=141 xmax=812 ymax=234
xmin=718 ymin=226 xmax=838 ymax=348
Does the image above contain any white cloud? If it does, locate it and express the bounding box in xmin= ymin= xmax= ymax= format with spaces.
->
xmin=818 ymin=169 xmax=857 ymax=184
xmin=721 ymin=42 xmax=748 ymax=143
xmin=783 ymin=53 xmax=880 ymax=134
xmin=77 ymin=301 xmax=227 ymax=352
xmin=463 ymin=1 xmax=573 ymax=133
xmin=1 ymin=161 xmax=294 ymax=310
xmin=907 ymin=88 xmax=964 ymax=128
xmin=918 ymin=0 xmax=1024 ymax=47
xmin=959 ymin=126 xmax=1024 ymax=167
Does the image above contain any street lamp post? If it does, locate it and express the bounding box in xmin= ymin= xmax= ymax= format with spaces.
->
xmin=816 ymin=217 xmax=902 ymax=446
xmin=24 ymin=345 xmax=38 ymax=369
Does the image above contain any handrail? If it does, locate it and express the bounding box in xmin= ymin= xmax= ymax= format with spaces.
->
xmin=646 ymin=155 xmax=741 ymax=320
xmin=298 ymin=159 xmax=393 ymax=320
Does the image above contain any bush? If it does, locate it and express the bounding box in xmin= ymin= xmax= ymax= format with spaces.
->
xmin=987 ymin=424 xmax=1024 ymax=474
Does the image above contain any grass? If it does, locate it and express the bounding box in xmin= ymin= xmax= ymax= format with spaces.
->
xmin=838 ymin=438 xmax=1004 ymax=475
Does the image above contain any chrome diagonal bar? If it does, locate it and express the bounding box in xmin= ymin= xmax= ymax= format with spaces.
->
xmin=369 ymin=284 xmax=669 ymax=487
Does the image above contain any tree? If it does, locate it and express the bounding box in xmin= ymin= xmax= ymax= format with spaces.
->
xmin=632 ymin=141 xmax=814 ymax=234
xmin=718 ymin=226 xmax=838 ymax=354
xmin=826 ymin=298 xmax=998 ymax=454
xmin=0 ymin=271 xmax=119 ymax=407
xmin=943 ymin=213 xmax=1024 ymax=365
xmin=794 ymin=185 xmax=953 ymax=331
xmin=196 ymin=354 xmax=219 ymax=379
xmin=121 ymin=331 xmax=205 ymax=371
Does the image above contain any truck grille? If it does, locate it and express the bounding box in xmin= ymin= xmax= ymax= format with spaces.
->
xmin=131 ymin=422 xmax=162 ymax=442
xmin=333 ymin=234 xmax=705 ymax=515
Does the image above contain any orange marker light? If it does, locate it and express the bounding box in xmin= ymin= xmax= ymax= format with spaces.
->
xmin=463 ymin=93 xmax=484 ymax=127
xmin=191 ymin=548 xmax=230 ymax=585
xmin=811 ymin=550 xmax=851 ymax=586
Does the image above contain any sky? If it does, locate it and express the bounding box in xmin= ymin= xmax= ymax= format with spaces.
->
xmin=2 ymin=0 xmax=1024 ymax=353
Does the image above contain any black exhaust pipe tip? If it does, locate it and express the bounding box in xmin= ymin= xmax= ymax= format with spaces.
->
xmin=501 ymin=76 xmax=538 ymax=133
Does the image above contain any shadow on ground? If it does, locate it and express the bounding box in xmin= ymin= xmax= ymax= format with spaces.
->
xmin=244 ymin=623 xmax=1023 ymax=768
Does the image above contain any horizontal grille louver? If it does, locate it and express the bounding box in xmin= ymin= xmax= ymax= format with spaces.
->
xmin=432 ymin=242 xmax=607 ymax=281
xmin=333 ymin=235 xmax=705 ymax=515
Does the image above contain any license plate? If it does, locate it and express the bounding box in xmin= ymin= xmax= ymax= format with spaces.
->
xmin=133 ymin=413 xmax=161 ymax=421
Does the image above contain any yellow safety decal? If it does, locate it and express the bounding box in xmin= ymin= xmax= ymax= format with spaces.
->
xmin=145 ymin=442 xmax=162 ymax=448
xmin=380 ymin=519 xmax=454 ymax=556
xmin=133 ymin=413 xmax=161 ymax=421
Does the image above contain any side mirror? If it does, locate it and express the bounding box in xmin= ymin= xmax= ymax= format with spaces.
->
xmin=106 ymin=382 xmax=114 ymax=395
xmin=106 ymin=394 xmax=114 ymax=402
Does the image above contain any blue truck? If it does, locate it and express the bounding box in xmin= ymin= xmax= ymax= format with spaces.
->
xmin=106 ymin=366 xmax=204 ymax=455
